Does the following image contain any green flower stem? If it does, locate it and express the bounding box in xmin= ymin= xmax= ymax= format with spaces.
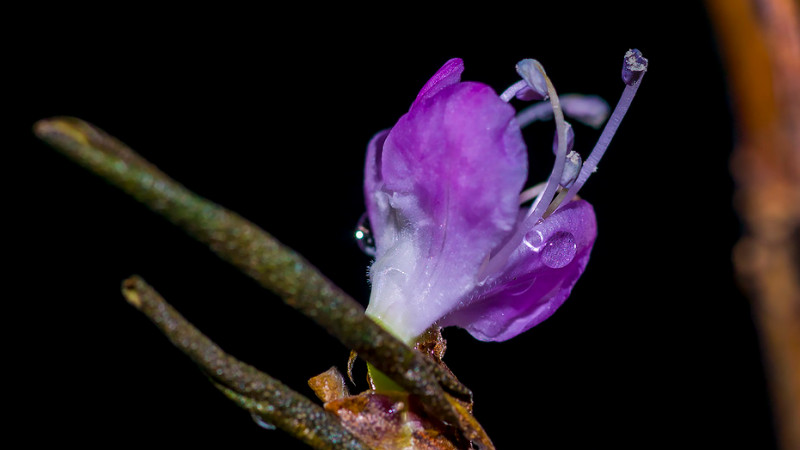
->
xmin=366 ymin=362 xmax=404 ymax=392
xmin=34 ymin=117 xmax=474 ymax=438
xmin=121 ymin=276 xmax=369 ymax=449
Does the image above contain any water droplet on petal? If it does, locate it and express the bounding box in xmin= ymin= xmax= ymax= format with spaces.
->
xmin=523 ymin=229 xmax=544 ymax=251
xmin=250 ymin=412 xmax=276 ymax=430
xmin=542 ymin=232 xmax=577 ymax=268
xmin=355 ymin=212 xmax=376 ymax=256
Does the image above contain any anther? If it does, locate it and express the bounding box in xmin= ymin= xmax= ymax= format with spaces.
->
xmin=515 ymin=59 xmax=549 ymax=101
xmin=500 ymin=59 xmax=550 ymax=102
xmin=622 ymin=49 xmax=648 ymax=86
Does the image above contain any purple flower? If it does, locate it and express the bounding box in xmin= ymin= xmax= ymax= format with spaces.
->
xmin=362 ymin=52 xmax=647 ymax=343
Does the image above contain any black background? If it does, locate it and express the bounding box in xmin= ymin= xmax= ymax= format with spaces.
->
xmin=12 ymin=3 xmax=777 ymax=448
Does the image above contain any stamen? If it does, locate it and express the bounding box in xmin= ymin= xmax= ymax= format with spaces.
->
xmin=500 ymin=59 xmax=550 ymax=103
xmin=519 ymin=181 xmax=547 ymax=204
xmin=561 ymin=94 xmax=611 ymax=129
xmin=542 ymin=187 xmax=569 ymax=219
xmin=560 ymin=151 xmax=582 ymax=188
xmin=525 ymin=62 xmax=570 ymax=226
xmin=552 ymin=121 xmax=575 ymax=154
xmin=482 ymin=52 xmax=647 ymax=281
xmin=515 ymin=59 xmax=549 ymax=100
xmin=516 ymin=95 xmax=610 ymax=130
xmin=552 ymin=49 xmax=649 ymax=214
xmin=515 ymin=101 xmax=554 ymax=128
xmin=480 ymin=59 xmax=553 ymax=280
xmin=548 ymin=121 xmax=582 ymax=189
xmin=500 ymin=80 xmax=529 ymax=102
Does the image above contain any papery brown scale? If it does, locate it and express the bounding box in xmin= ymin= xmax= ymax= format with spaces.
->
xmin=323 ymin=391 xmax=461 ymax=450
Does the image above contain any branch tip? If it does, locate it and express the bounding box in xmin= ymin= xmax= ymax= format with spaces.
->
xmin=121 ymin=276 xmax=144 ymax=308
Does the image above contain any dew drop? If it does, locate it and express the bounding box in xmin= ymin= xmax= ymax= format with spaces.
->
xmin=250 ymin=412 xmax=276 ymax=430
xmin=542 ymin=231 xmax=577 ymax=268
xmin=523 ymin=229 xmax=544 ymax=251
xmin=355 ymin=212 xmax=376 ymax=256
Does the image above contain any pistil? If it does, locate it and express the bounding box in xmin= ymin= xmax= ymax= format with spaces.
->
xmin=553 ymin=49 xmax=648 ymax=213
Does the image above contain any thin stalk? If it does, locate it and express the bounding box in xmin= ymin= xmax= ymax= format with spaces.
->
xmin=121 ymin=276 xmax=369 ymax=450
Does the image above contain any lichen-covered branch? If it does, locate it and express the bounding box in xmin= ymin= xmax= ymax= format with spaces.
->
xmin=706 ymin=1 xmax=800 ymax=449
xmin=121 ymin=276 xmax=369 ymax=449
xmin=34 ymin=117 xmax=477 ymax=443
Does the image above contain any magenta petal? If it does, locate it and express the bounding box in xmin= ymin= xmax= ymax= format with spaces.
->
xmin=380 ymin=82 xmax=528 ymax=238
xmin=363 ymin=128 xmax=392 ymax=256
xmin=364 ymin=77 xmax=527 ymax=341
xmin=440 ymin=200 xmax=597 ymax=341
xmin=411 ymin=58 xmax=464 ymax=109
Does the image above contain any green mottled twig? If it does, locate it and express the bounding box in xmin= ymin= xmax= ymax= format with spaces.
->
xmin=121 ymin=276 xmax=369 ymax=449
xmin=34 ymin=117 xmax=478 ymax=442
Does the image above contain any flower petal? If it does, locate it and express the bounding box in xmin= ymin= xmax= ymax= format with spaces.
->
xmin=411 ymin=58 xmax=464 ymax=109
xmin=364 ymin=77 xmax=528 ymax=342
xmin=440 ymin=200 xmax=597 ymax=341
xmin=363 ymin=128 xmax=393 ymax=257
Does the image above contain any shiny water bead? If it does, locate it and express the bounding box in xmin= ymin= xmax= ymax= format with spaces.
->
xmin=354 ymin=212 xmax=376 ymax=256
xmin=542 ymin=232 xmax=577 ymax=269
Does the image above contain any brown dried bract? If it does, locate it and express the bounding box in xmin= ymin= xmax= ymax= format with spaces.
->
xmin=308 ymin=366 xmax=350 ymax=404
xmin=309 ymin=327 xmax=493 ymax=449
xmin=415 ymin=326 xmax=473 ymax=413
xmin=324 ymin=391 xmax=461 ymax=449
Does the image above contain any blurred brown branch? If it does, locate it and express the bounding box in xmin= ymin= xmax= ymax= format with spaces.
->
xmin=706 ymin=0 xmax=800 ymax=448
